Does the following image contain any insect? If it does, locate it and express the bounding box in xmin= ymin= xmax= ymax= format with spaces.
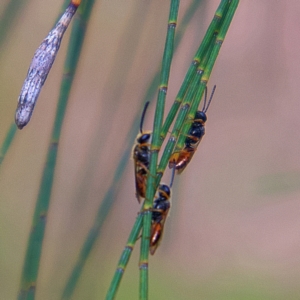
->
xmin=133 ymin=102 xmax=152 ymax=203
xmin=149 ymin=167 xmax=175 ymax=255
xmin=15 ymin=0 xmax=81 ymax=129
xmin=169 ymin=85 xmax=216 ymax=174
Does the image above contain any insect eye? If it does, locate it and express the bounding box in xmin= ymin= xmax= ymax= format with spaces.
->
xmin=137 ymin=133 xmax=151 ymax=144
xmin=195 ymin=111 xmax=207 ymax=122
xmin=159 ymin=184 xmax=171 ymax=198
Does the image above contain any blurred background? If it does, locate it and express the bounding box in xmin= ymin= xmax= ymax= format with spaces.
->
xmin=1 ymin=0 xmax=300 ymax=299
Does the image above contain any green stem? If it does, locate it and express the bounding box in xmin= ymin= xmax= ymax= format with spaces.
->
xmin=17 ymin=1 xmax=95 ymax=298
xmin=105 ymin=214 xmax=143 ymax=300
xmin=185 ymin=0 xmax=239 ymax=126
xmin=139 ymin=1 xmax=180 ymax=299
xmin=0 ymin=123 xmax=17 ymax=166
xmin=173 ymin=33 xmax=218 ymax=152
xmin=159 ymin=0 xmax=229 ymax=150
xmin=156 ymin=0 xmax=235 ymax=180
xmin=103 ymin=2 xmax=203 ymax=299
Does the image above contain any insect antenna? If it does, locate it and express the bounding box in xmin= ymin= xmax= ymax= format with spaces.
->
xmin=201 ymin=86 xmax=208 ymax=112
xmin=203 ymin=85 xmax=216 ymax=113
xmin=170 ymin=164 xmax=176 ymax=188
xmin=140 ymin=101 xmax=150 ymax=133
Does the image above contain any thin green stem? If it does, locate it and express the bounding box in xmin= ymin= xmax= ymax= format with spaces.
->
xmin=139 ymin=1 xmax=180 ymax=299
xmin=156 ymin=0 xmax=235 ymax=180
xmin=184 ymin=0 xmax=239 ymax=127
xmin=104 ymin=2 xmax=203 ymax=299
xmin=0 ymin=123 xmax=17 ymax=166
xmin=17 ymin=1 xmax=94 ymax=299
xmin=173 ymin=34 xmax=217 ymax=152
xmin=138 ymin=0 xmax=204 ymax=113
xmin=159 ymin=0 xmax=229 ymax=147
xmin=103 ymin=1 xmax=239 ymax=298
xmin=201 ymin=0 xmax=239 ymax=86
xmin=105 ymin=214 xmax=143 ymax=300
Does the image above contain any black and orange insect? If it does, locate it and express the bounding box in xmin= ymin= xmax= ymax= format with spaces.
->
xmin=169 ymin=85 xmax=216 ymax=174
xmin=149 ymin=183 xmax=171 ymax=255
xmin=133 ymin=102 xmax=152 ymax=203
xmin=149 ymin=167 xmax=175 ymax=255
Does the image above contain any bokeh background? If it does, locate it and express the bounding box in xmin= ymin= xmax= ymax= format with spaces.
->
xmin=1 ymin=0 xmax=300 ymax=299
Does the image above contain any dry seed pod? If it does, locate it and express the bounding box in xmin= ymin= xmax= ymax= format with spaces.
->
xmin=15 ymin=1 xmax=80 ymax=129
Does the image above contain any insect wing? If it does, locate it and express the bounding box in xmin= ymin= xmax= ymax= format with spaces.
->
xmin=134 ymin=167 xmax=147 ymax=203
xmin=132 ymin=133 xmax=151 ymax=203
xmin=149 ymin=206 xmax=170 ymax=255
xmin=169 ymin=147 xmax=196 ymax=174
xmin=150 ymin=222 xmax=163 ymax=255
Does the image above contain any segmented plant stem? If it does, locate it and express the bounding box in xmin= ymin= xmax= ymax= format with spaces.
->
xmin=105 ymin=214 xmax=143 ymax=300
xmin=172 ymin=34 xmax=217 ymax=152
xmin=178 ymin=0 xmax=239 ymax=140
xmin=156 ymin=0 xmax=237 ymax=180
xmin=159 ymin=0 xmax=228 ymax=143
xmin=104 ymin=2 xmax=204 ymax=299
xmin=139 ymin=1 xmax=179 ymax=299
xmin=0 ymin=123 xmax=16 ymax=166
